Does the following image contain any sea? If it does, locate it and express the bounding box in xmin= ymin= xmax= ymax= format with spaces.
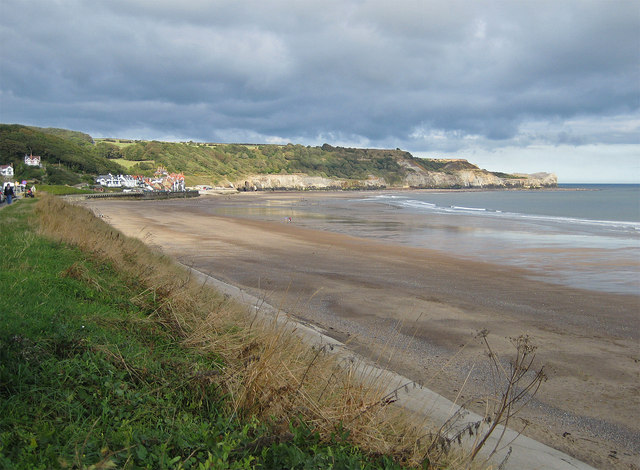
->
xmin=218 ymin=184 xmax=640 ymax=295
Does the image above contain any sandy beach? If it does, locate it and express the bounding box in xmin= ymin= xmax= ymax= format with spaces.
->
xmin=84 ymin=193 xmax=639 ymax=469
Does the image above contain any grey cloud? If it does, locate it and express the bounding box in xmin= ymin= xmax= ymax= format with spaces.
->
xmin=1 ymin=0 xmax=638 ymax=157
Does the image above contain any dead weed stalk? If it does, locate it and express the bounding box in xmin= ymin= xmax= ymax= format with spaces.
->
xmin=35 ymin=195 xmax=544 ymax=469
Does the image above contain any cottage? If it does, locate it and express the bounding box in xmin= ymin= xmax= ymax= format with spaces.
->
xmin=0 ymin=164 xmax=14 ymax=177
xmin=168 ymin=173 xmax=185 ymax=192
xmin=95 ymin=173 xmax=121 ymax=187
xmin=96 ymin=173 xmax=146 ymax=189
xmin=24 ymin=153 xmax=42 ymax=167
xmin=119 ymin=174 xmax=138 ymax=188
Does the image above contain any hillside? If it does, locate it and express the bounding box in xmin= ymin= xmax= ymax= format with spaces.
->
xmin=0 ymin=124 xmax=126 ymax=185
xmin=0 ymin=124 xmax=556 ymax=189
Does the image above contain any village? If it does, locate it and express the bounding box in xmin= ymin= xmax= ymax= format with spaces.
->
xmin=94 ymin=166 xmax=185 ymax=192
xmin=2 ymin=152 xmax=188 ymax=202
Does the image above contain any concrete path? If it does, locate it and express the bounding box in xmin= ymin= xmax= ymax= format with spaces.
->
xmin=185 ymin=264 xmax=597 ymax=470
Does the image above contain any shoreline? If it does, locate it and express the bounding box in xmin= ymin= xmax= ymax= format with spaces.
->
xmin=197 ymin=182 xmax=621 ymax=197
xmin=183 ymin=261 xmax=596 ymax=470
xmin=84 ymin=195 xmax=640 ymax=469
xmin=227 ymin=185 xmax=590 ymax=194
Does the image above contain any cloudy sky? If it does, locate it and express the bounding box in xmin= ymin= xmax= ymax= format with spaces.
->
xmin=1 ymin=0 xmax=638 ymax=182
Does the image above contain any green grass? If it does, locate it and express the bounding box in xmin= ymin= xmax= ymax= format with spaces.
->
xmin=37 ymin=184 xmax=94 ymax=195
xmin=94 ymin=138 xmax=141 ymax=149
xmin=0 ymin=200 xmax=404 ymax=469
xmin=111 ymin=158 xmax=155 ymax=169
xmin=490 ymin=171 xmax=520 ymax=179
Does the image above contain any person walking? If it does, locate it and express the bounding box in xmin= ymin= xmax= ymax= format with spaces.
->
xmin=4 ymin=184 xmax=15 ymax=204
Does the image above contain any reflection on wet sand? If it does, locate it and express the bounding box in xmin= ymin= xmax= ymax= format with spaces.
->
xmin=85 ymin=194 xmax=640 ymax=470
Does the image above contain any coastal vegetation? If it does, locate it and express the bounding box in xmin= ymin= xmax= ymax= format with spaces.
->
xmin=35 ymin=184 xmax=95 ymax=195
xmin=1 ymin=193 xmax=549 ymax=468
xmin=92 ymin=140 xmax=412 ymax=186
xmin=0 ymin=124 xmax=125 ymax=185
xmin=0 ymin=197 xmax=450 ymax=468
xmin=0 ymin=124 xmax=534 ymax=189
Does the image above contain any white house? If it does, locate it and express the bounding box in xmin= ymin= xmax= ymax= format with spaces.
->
xmin=96 ymin=173 xmax=144 ymax=188
xmin=170 ymin=174 xmax=185 ymax=192
xmin=119 ymin=175 xmax=138 ymax=188
xmin=24 ymin=154 xmax=42 ymax=167
xmin=0 ymin=164 xmax=14 ymax=177
xmin=96 ymin=174 xmax=121 ymax=187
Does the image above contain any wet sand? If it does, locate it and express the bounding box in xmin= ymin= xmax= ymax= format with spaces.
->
xmin=85 ymin=194 xmax=640 ymax=469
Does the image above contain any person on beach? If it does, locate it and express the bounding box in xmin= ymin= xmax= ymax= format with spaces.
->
xmin=4 ymin=184 xmax=15 ymax=204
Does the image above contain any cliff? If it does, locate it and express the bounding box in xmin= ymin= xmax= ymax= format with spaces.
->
xmin=235 ymin=157 xmax=557 ymax=191
xmin=235 ymin=174 xmax=386 ymax=191
xmin=0 ymin=125 xmax=556 ymax=190
xmin=399 ymin=158 xmax=557 ymax=189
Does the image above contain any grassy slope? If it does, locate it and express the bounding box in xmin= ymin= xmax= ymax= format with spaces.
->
xmin=2 ymin=124 xmax=522 ymax=189
xmin=3 ymin=124 xmax=523 ymax=189
xmin=107 ymin=141 xmax=414 ymax=186
xmin=0 ymin=199 xmax=418 ymax=469
xmin=110 ymin=158 xmax=155 ymax=169
xmin=1 ymin=125 xmax=416 ymax=186
xmin=0 ymin=124 xmax=126 ymax=185
xmin=36 ymin=184 xmax=95 ymax=195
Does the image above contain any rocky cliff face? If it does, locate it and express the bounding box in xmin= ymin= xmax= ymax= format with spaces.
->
xmin=235 ymin=174 xmax=387 ymax=191
xmin=234 ymin=156 xmax=557 ymax=191
xmin=399 ymin=158 xmax=557 ymax=189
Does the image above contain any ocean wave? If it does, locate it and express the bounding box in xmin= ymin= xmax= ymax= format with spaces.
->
xmin=403 ymin=200 xmax=437 ymax=209
xmin=508 ymin=213 xmax=640 ymax=231
xmin=392 ymin=198 xmax=640 ymax=232
xmin=451 ymin=205 xmax=486 ymax=212
xmin=368 ymin=194 xmax=408 ymax=200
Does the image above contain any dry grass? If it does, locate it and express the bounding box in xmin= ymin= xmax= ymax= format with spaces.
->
xmin=35 ymin=194 xmax=486 ymax=468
